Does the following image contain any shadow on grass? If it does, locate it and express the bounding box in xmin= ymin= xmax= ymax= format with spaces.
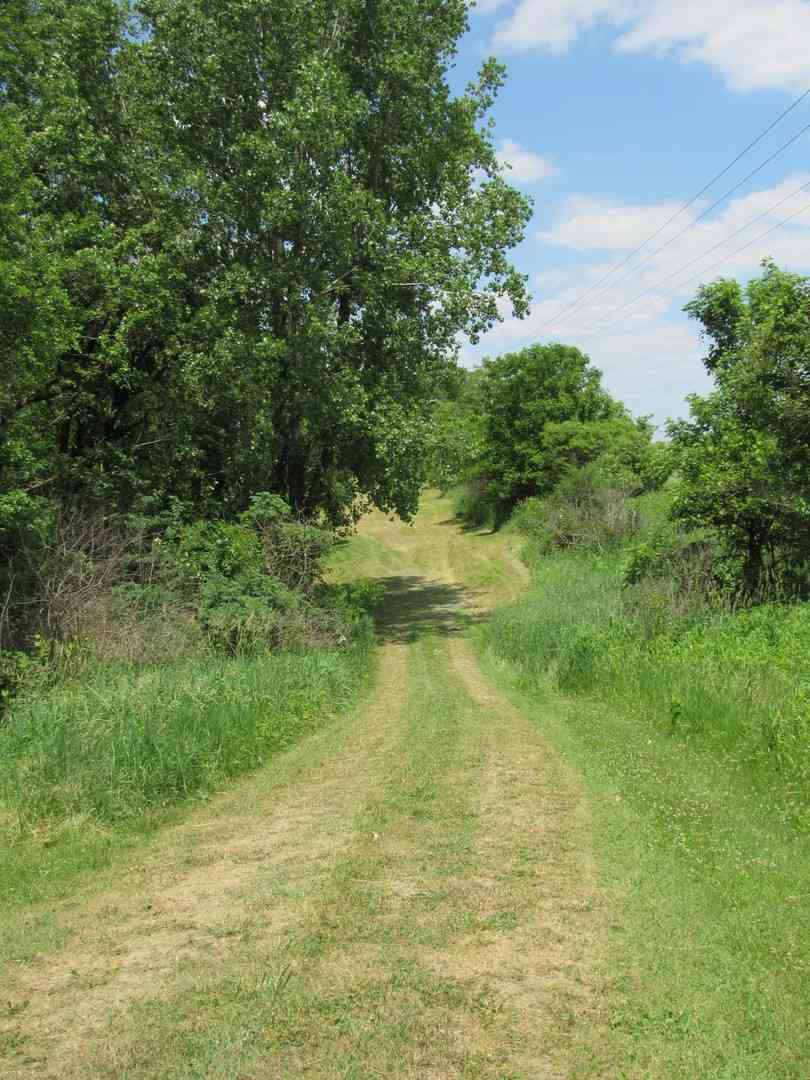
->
xmin=435 ymin=517 xmax=497 ymax=536
xmin=373 ymin=575 xmax=483 ymax=644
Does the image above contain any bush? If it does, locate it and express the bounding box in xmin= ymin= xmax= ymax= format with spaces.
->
xmin=513 ymin=464 xmax=641 ymax=553
xmin=0 ymin=489 xmax=353 ymax=713
xmin=451 ymin=476 xmax=497 ymax=529
xmin=157 ymin=499 xmax=342 ymax=655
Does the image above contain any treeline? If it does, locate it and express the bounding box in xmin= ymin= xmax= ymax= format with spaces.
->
xmin=1 ymin=0 xmax=530 ymax=686
xmin=435 ymin=259 xmax=810 ymax=602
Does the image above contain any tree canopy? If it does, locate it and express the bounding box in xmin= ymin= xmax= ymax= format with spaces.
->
xmin=1 ymin=0 xmax=531 ymax=533
xmin=476 ymin=343 xmax=650 ymax=519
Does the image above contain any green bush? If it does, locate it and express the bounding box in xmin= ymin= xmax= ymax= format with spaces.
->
xmin=512 ymin=464 xmax=642 ymax=554
xmin=158 ymin=505 xmax=340 ymax=655
xmin=451 ymin=477 xmax=497 ymax=529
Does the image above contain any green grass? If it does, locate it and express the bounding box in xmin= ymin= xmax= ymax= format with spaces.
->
xmin=54 ymin=631 xmax=588 ymax=1079
xmin=0 ymin=625 xmax=374 ymax=909
xmin=485 ymin=543 xmax=810 ymax=815
xmin=476 ymin=539 xmax=810 ymax=1078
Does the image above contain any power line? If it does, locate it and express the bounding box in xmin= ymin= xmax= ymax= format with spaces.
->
xmin=570 ymin=176 xmax=810 ymax=339
xmin=576 ymin=197 xmax=810 ymax=343
xmin=546 ymin=116 xmax=810 ymax=332
xmin=540 ymin=87 xmax=810 ymax=332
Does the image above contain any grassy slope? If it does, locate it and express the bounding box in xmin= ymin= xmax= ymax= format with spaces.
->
xmin=476 ymin=531 xmax=810 ymax=1078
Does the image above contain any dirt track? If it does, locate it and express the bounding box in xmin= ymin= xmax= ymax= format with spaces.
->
xmin=1 ymin=495 xmax=603 ymax=1079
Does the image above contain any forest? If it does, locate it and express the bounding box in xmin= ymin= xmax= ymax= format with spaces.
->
xmin=3 ymin=2 xmax=810 ymax=1077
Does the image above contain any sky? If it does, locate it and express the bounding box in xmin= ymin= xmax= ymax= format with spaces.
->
xmin=449 ymin=0 xmax=810 ymax=428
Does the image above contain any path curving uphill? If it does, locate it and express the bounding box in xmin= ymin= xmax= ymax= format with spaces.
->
xmin=1 ymin=493 xmax=604 ymax=1079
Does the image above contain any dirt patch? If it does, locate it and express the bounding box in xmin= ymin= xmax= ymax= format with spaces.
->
xmin=424 ymin=637 xmax=604 ymax=1077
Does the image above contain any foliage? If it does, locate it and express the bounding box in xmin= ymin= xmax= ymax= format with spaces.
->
xmin=475 ymin=343 xmax=622 ymax=517
xmin=1 ymin=0 xmax=530 ymax=532
xmin=1 ymin=0 xmax=532 ymax=689
xmin=512 ymin=463 xmax=642 ymax=554
xmin=423 ymin=368 xmax=486 ymax=491
xmin=449 ymin=344 xmax=657 ymax=527
xmin=670 ymin=261 xmax=810 ymax=597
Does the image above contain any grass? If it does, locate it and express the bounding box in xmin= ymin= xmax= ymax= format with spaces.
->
xmin=0 ymin=626 xmax=374 ymax=909
xmin=486 ymin=540 xmax=810 ymax=817
xmin=1 ymin=500 xmax=597 ymax=1079
xmin=47 ymin=633 xmax=594 ymax=1079
xmin=7 ymin=487 xmax=810 ymax=1077
xmin=476 ymin=524 xmax=810 ymax=1077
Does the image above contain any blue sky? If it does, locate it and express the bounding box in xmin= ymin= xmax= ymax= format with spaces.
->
xmin=450 ymin=0 xmax=810 ymax=427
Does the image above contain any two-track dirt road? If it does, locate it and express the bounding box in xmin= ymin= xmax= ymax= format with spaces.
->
xmin=1 ymin=494 xmax=604 ymax=1079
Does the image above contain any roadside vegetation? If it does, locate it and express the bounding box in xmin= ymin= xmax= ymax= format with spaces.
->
xmin=5 ymin=0 xmax=810 ymax=1074
xmin=0 ymin=493 xmax=378 ymax=908
xmin=431 ymin=260 xmax=810 ymax=1076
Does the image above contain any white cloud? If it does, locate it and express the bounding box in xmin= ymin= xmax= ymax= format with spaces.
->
xmin=537 ymin=174 xmax=810 ymax=293
xmin=464 ymin=175 xmax=810 ymax=424
xmin=489 ymin=0 xmax=810 ymax=93
xmin=538 ymin=193 xmax=690 ymax=250
xmin=497 ymin=138 xmax=559 ymax=182
xmin=491 ymin=0 xmax=633 ymax=54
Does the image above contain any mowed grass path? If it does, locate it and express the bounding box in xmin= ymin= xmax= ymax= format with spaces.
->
xmin=0 ymin=495 xmax=605 ymax=1078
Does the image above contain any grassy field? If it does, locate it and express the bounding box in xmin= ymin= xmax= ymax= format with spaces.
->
xmin=1 ymin=497 xmax=600 ymax=1079
xmin=477 ymin=530 xmax=810 ymax=1078
xmin=4 ymin=490 xmax=810 ymax=1077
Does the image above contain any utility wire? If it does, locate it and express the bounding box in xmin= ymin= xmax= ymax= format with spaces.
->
xmin=576 ymin=197 xmax=810 ymax=343
xmin=540 ymin=87 xmax=810 ymax=332
xmin=545 ymin=116 xmax=810 ymax=333
xmin=569 ymin=176 xmax=810 ymax=339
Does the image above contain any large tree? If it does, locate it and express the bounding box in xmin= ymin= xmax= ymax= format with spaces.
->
xmin=131 ymin=0 xmax=531 ymax=521
xmin=2 ymin=0 xmax=531 ymax=525
xmin=475 ymin=343 xmax=630 ymax=518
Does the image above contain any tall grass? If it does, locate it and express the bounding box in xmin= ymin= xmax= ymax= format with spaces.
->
xmin=0 ymin=624 xmax=373 ymax=838
xmin=477 ymin=502 xmax=810 ymax=1076
xmin=483 ymin=544 xmax=810 ymax=815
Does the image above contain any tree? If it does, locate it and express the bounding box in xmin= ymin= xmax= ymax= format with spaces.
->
xmin=475 ymin=343 xmax=626 ymax=519
xmin=423 ymin=368 xmax=486 ymax=491
xmin=670 ymin=261 xmax=810 ymax=596
xmin=124 ymin=0 xmax=531 ymax=522
xmin=2 ymin=0 xmax=532 ymax=526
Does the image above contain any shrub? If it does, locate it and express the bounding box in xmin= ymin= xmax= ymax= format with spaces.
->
xmin=451 ymin=476 xmax=497 ymax=529
xmin=513 ymin=464 xmax=641 ymax=553
xmin=260 ymin=521 xmax=336 ymax=595
xmin=159 ymin=503 xmax=344 ymax=655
